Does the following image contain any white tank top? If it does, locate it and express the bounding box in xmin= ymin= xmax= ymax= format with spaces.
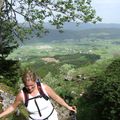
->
xmin=21 ymin=83 xmax=54 ymax=120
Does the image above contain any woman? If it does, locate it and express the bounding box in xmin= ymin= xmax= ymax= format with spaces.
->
xmin=0 ymin=70 xmax=76 ymax=120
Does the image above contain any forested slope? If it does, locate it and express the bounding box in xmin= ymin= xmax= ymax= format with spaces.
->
xmin=77 ymin=57 xmax=120 ymax=120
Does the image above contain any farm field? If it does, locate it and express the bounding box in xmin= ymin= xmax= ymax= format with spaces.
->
xmin=9 ymin=37 xmax=120 ymax=61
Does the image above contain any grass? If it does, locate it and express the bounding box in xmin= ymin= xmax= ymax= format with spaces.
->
xmin=0 ymin=83 xmax=14 ymax=94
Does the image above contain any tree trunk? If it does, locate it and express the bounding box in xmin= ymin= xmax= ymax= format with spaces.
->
xmin=0 ymin=0 xmax=4 ymax=11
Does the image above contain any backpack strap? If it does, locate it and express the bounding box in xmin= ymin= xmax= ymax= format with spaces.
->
xmin=36 ymin=79 xmax=49 ymax=101
xmin=22 ymin=87 xmax=29 ymax=107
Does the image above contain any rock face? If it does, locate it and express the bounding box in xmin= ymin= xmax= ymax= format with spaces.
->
xmin=0 ymin=90 xmax=15 ymax=110
xmin=51 ymin=100 xmax=71 ymax=120
xmin=57 ymin=107 xmax=71 ymax=120
xmin=0 ymin=90 xmax=20 ymax=115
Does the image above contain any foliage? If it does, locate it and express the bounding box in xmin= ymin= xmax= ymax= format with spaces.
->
xmin=0 ymin=83 xmax=14 ymax=94
xmin=55 ymin=53 xmax=101 ymax=67
xmin=85 ymin=58 xmax=120 ymax=120
xmin=0 ymin=59 xmax=21 ymax=88
xmin=59 ymin=64 xmax=74 ymax=75
xmin=77 ymin=97 xmax=99 ymax=120
xmin=0 ymin=19 xmax=18 ymax=59
xmin=104 ymin=58 xmax=120 ymax=78
xmin=1 ymin=0 xmax=101 ymax=29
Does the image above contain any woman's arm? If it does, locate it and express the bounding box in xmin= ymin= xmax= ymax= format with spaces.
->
xmin=44 ymin=84 xmax=76 ymax=112
xmin=0 ymin=92 xmax=23 ymax=118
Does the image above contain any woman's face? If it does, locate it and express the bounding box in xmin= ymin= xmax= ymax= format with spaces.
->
xmin=24 ymin=80 xmax=36 ymax=93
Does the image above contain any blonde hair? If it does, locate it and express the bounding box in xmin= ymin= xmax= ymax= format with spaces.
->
xmin=22 ymin=69 xmax=37 ymax=84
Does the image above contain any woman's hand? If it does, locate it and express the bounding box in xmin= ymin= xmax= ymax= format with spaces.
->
xmin=67 ymin=106 xmax=77 ymax=113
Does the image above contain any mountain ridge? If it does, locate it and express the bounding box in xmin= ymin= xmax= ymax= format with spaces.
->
xmin=21 ymin=23 xmax=120 ymax=44
xmin=44 ymin=22 xmax=120 ymax=30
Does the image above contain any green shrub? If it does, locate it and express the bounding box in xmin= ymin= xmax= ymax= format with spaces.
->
xmin=86 ymin=58 xmax=120 ymax=120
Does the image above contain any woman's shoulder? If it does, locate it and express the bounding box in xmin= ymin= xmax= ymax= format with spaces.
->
xmin=41 ymin=83 xmax=47 ymax=86
xmin=40 ymin=83 xmax=50 ymax=96
xmin=41 ymin=83 xmax=50 ymax=89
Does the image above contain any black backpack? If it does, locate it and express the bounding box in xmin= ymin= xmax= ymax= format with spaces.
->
xmin=23 ymin=79 xmax=49 ymax=107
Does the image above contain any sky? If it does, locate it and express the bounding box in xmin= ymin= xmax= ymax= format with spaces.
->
xmin=91 ymin=0 xmax=120 ymax=23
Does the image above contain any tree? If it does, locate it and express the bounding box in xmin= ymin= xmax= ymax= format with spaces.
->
xmin=0 ymin=19 xmax=18 ymax=59
xmin=84 ymin=58 xmax=120 ymax=120
xmin=0 ymin=0 xmax=101 ymax=59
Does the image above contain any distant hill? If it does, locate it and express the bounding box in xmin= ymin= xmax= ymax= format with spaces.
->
xmin=22 ymin=23 xmax=120 ymax=44
xmin=35 ymin=28 xmax=119 ymax=43
xmin=44 ymin=22 xmax=120 ymax=30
